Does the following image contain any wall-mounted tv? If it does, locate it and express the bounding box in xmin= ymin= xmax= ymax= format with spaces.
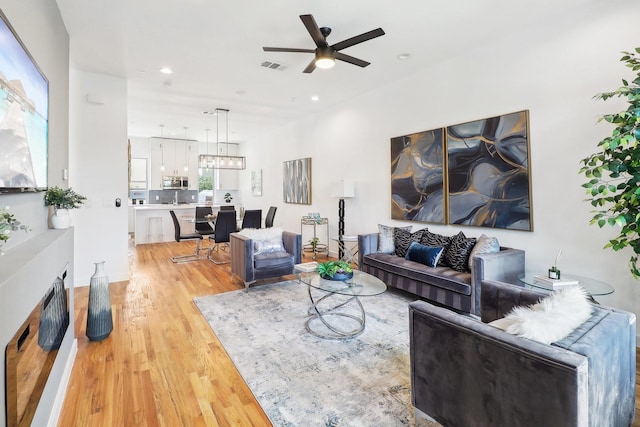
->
xmin=0 ymin=9 xmax=48 ymax=192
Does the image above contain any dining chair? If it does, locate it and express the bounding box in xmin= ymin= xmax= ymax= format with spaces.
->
xmin=265 ymin=206 xmax=277 ymax=228
xmin=194 ymin=206 xmax=215 ymax=252
xmin=208 ymin=210 xmax=237 ymax=264
xmin=240 ymin=209 xmax=262 ymax=230
xmin=169 ymin=210 xmax=203 ymax=263
xmin=220 ymin=205 xmax=235 ymax=211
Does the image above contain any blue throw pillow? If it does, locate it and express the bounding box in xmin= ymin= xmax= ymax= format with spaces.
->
xmin=405 ymin=242 xmax=444 ymax=268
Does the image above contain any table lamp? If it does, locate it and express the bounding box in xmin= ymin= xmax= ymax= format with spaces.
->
xmin=332 ymin=180 xmax=355 ymax=259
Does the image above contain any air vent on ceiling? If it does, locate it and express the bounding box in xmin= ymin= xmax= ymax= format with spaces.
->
xmin=201 ymin=110 xmax=217 ymax=115
xmin=261 ymin=60 xmax=287 ymax=71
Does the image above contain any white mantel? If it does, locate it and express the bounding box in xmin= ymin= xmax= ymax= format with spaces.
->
xmin=0 ymin=228 xmax=76 ymax=427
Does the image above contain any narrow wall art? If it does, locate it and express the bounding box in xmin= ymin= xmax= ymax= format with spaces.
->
xmin=446 ymin=110 xmax=532 ymax=231
xmin=283 ymin=157 xmax=312 ymax=204
xmin=390 ymin=128 xmax=446 ymax=224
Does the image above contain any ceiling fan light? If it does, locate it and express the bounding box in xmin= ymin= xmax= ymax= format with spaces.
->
xmin=315 ymin=57 xmax=335 ymax=69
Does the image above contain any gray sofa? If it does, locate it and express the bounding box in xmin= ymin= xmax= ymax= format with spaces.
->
xmin=358 ymin=232 xmax=525 ymax=315
xmin=410 ymin=280 xmax=636 ymax=427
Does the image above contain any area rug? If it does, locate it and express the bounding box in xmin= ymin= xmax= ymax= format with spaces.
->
xmin=194 ymin=281 xmax=441 ymax=427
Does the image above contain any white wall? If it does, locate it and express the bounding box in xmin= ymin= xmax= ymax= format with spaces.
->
xmin=0 ymin=1 xmax=69 ymax=250
xmin=69 ymin=70 xmax=129 ymax=285
xmin=243 ymin=4 xmax=640 ymax=319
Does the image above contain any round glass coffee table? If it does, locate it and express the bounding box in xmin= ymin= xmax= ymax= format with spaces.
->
xmin=298 ymin=270 xmax=386 ymax=339
xmin=517 ymin=272 xmax=614 ymax=301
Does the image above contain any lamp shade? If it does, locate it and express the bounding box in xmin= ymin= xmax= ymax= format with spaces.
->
xmin=332 ymin=180 xmax=355 ymax=198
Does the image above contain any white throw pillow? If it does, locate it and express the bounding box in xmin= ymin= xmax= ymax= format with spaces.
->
xmin=467 ymin=234 xmax=500 ymax=270
xmin=377 ymin=224 xmax=411 ymax=254
xmin=488 ymin=286 xmax=592 ymax=344
xmin=238 ymin=227 xmax=284 ymax=254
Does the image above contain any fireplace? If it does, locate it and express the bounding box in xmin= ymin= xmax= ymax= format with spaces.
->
xmin=5 ymin=269 xmax=70 ymax=427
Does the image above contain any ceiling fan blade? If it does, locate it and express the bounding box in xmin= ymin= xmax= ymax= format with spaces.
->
xmin=302 ymin=58 xmax=317 ymax=73
xmin=331 ymin=28 xmax=385 ymax=51
xmin=300 ymin=14 xmax=327 ymax=48
xmin=335 ymin=52 xmax=370 ymax=68
xmin=263 ymin=47 xmax=315 ymax=53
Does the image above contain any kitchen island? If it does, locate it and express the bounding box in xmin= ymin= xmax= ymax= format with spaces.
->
xmin=133 ymin=204 xmax=219 ymax=245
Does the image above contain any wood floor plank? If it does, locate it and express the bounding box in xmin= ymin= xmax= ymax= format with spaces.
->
xmin=57 ymin=238 xmax=640 ymax=426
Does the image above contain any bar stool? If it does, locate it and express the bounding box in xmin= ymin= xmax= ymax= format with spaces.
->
xmin=147 ymin=217 xmax=164 ymax=243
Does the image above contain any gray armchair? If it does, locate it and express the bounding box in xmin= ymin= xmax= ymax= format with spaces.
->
xmin=230 ymin=230 xmax=302 ymax=291
xmin=410 ymin=280 xmax=636 ymax=427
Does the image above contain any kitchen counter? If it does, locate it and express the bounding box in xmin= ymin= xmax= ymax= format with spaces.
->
xmin=134 ymin=204 xmax=216 ymax=245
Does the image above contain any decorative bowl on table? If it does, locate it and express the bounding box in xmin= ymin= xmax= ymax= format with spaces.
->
xmin=317 ymin=261 xmax=353 ymax=281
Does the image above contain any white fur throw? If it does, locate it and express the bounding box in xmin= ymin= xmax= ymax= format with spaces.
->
xmin=488 ymin=286 xmax=592 ymax=344
xmin=237 ymin=227 xmax=284 ymax=254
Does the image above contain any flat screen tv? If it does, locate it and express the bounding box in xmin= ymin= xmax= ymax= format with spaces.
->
xmin=0 ymin=9 xmax=48 ymax=192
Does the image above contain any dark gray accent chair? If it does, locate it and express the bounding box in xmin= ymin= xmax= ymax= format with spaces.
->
xmin=409 ymin=280 xmax=636 ymax=427
xmin=230 ymin=230 xmax=302 ymax=291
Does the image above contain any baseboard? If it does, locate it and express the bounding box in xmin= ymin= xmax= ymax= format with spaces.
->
xmin=47 ymin=338 xmax=78 ymax=427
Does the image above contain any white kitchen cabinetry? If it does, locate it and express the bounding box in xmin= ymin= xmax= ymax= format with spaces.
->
xmin=150 ymin=138 xmax=199 ymax=189
xmin=215 ymin=143 xmax=239 ymax=190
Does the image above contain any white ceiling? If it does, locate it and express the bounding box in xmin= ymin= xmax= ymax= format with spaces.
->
xmin=55 ymin=0 xmax=594 ymax=143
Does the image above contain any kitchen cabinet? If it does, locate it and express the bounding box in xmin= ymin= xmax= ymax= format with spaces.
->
xmin=150 ymin=138 xmax=199 ymax=190
xmin=215 ymin=143 xmax=239 ymax=190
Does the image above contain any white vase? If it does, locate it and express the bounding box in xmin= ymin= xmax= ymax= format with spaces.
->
xmin=51 ymin=208 xmax=71 ymax=229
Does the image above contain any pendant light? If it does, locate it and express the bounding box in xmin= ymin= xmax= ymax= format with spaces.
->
xmin=160 ymin=124 xmax=165 ymax=172
xmin=210 ymin=108 xmax=246 ymax=170
xmin=183 ymin=127 xmax=189 ymax=172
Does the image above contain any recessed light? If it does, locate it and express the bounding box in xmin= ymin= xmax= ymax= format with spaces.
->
xmin=396 ymin=53 xmax=411 ymax=60
xmin=235 ymin=90 xmax=246 ymax=96
xmin=163 ymin=81 xmax=172 ymax=88
xmin=311 ymin=95 xmax=319 ymax=102
xmin=159 ymin=67 xmax=173 ymax=74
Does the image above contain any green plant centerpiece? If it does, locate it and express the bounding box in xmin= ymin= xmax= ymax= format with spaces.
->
xmin=44 ymin=186 xmax=87 ymax=210
xmin=580 ymin=48 xmax=640 ymax=278
xmin=224 ymin=192 xmax=233 ymax=203
xmin=317 ymin=260 xmax=353 ymax=281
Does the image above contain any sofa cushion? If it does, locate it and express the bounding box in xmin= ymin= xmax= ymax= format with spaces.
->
xmin=254 ymin=250 xmax=294 ymax=269
xmin=405 ymin=242 xmax=444 ymax=268
xmin=444 ymin=231 xmax=476 ymax=272
xmin=421 ymin=231 xmax=452 ymax=266
xmin=378 ymin=224 xmax=411 ymax=254
xmin=394 ymin=228 xmax=427 ymax=258
xmin=363 ymin=253 xmax=471 ymax=295
xmin=468 ymin=234 xmax=500 ymax=270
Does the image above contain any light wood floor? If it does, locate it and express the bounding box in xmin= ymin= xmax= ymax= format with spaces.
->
xmin=57 ymin=239 xmax=275 ymax=426
xmin=57 ymin=239 xmax=640 ymax=426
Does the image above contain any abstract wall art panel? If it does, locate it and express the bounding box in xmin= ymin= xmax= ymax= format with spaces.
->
xmin=283 ymin=157 xmax=312 ymax=204
xmin=390 ymin=128 xmax=446 ymax=224
xmin=446 ymin=110 xmax=532 ymax=231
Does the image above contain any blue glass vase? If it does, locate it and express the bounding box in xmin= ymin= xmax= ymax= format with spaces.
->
xmin=87 ymin=261 xmax=113 ymax=341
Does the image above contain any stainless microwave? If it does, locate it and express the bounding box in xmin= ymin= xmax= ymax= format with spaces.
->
xmin=162 ymin=176 xmax=188 ymax=189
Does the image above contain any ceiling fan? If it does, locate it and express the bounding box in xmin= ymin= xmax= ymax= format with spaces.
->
xmin=263 ymin=14 xmax=385 ymax=73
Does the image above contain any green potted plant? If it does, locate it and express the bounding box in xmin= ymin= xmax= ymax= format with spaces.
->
xmin=580 ymin=48 xmax=640 ymax=278
xmin=224 ymin=192 xmax=233 ymax=203
xmin=44 ymin=186 xmax=87 ymax=229
xmin=0 ymin=205 xmax=30 ymax=253
xmin=317 ymin=260 xmax=353 ymax=281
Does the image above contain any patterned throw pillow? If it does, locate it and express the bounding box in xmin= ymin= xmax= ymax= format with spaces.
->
xmin=444 ymin=231 xmax=477 ymax=272
xmin=468 ymin=234 xmax=500 ymax=270
xmin=377 ymin=224 xmax=411 ymax=254
xmin=394 ymin=228 xmax=428 ymax=257
xmin=421 ymin=231 xmax=452 ymax=266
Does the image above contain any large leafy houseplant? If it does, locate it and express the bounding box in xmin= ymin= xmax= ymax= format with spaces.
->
xmin=580 ymin=48 xmax=640 ymax=277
